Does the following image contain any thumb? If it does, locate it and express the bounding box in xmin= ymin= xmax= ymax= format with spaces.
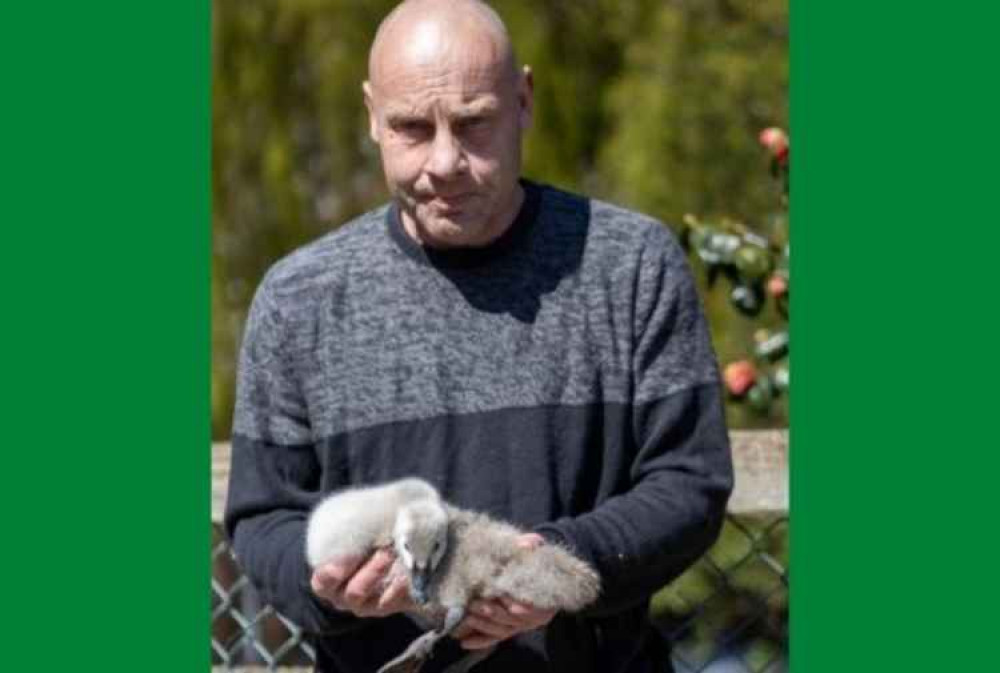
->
xmin=515 ymin=533 xmax=545 ymax=551
xmin=312 ymin=555 xmax=364 ymax=590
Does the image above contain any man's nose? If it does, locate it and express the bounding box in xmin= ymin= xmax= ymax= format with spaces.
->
xmin=426 ymin=128 xmax=466 ymax=179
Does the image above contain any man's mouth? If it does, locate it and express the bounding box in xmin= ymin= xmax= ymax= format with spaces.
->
xmin=425 ymin=193 xmax=473 ymax=210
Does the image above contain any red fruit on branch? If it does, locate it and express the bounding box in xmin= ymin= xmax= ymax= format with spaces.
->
xmin=767 ymin=274 xmax=789 ymax=298
xmin=724 ymin=360 xmax=758 ymax=397
xmin=759 ymin=127 xmax=789 ymax=161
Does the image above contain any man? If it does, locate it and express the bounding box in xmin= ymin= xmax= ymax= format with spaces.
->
xmin=224 ymin=0 xmax=733 ymax=671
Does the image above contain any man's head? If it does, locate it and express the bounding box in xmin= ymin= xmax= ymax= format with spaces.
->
xmin=363 ymin=0 xmax=534 ymax=249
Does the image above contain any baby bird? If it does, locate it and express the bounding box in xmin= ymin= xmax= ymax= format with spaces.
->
xmin=305 ymin=478 xmax=601 ymax=673
xmin=380 ymin=500 xmax=601 ymax=673
xmin=306 ymin=477 xmax=448 ymax=593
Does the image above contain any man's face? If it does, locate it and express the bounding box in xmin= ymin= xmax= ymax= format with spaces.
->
xmin=364 ymin=34 xmax=533 ymax=248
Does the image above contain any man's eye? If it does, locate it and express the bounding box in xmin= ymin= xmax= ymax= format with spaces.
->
xmin=394 ymin=121 xmax=431 ymax=136
xmin=458 ymin=117 xmax=488 ymax=132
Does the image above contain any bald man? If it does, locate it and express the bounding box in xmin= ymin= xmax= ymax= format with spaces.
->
xmin=363 ymin=0 xmax=530 ymax=252
xmin=224 ymin=1 xmax=733 ymax=672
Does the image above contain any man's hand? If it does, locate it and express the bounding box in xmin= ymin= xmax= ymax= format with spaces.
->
xmin=453 ymin=533 xmax=558 ymax=650
xmin=310 ymin=548 xmax=414 ymax=618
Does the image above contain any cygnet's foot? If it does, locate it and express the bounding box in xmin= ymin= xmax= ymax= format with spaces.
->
xmin=440 ymin=646 xmax=496 ymax=673
xmin=377 ymin=630 xmax=442 ymax=673
xmin=376 ymin=653 xmax=425 ymax=673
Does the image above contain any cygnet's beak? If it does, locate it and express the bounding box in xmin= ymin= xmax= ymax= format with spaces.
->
xmin=410 ymin=568 xmax=431 ymax=605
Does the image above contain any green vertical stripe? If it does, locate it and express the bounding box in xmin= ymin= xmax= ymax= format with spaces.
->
xmin=1 ymin=2 xmax=209 ymax=670
xmin=794 ymin=2 xmax=1000 ymax=670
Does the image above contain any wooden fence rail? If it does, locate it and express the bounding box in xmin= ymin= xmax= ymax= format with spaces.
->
xmin=212 ymin=429 xmax=787 ymax=523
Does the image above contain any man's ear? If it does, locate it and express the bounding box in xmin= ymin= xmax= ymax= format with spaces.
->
xmin=517 ymin=66 xmax=534 ymax=132
xmin=362 ymin=81 xmax=380 ymax=143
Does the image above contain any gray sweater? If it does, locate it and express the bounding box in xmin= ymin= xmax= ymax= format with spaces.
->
xmin=224 ymin=180 xmax=733 ymax=673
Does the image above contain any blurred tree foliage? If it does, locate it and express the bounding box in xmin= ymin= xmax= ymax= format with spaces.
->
xmin=213 ymin=0 xmax=788 ymax=439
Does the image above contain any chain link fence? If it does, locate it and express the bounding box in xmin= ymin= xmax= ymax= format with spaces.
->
xmin=212 ymin=515 xmax=787 ymax=673
xmin=212 ymin=524 xmax=315 ymax=669
xmin=653 ymin=514 xmax=788 ymax=673
xmin=212 ymin=432 xmax=787 ymax=672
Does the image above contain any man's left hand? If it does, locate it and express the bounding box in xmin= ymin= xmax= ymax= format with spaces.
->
xmin=453 ymin=533 xmax=558 ymax=650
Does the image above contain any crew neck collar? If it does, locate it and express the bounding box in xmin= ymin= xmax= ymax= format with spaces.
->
xmin=386 ymin=179 xmax=542 ymax=269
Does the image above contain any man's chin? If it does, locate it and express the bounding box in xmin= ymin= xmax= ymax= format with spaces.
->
xmin=415 ymin=212 xmax=484 ymax=247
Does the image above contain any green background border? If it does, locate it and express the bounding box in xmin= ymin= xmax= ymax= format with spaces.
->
xmin=2 ymin=2 xmax=998 ymax=670
xmin=792 ymin=3 xmax=1000 ymax=670
xmin=1 ymin=2 xmax=209 ymax=670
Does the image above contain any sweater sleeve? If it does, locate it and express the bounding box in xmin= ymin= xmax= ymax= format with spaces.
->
xmin=223 ymin=275 xmax=368 ymax=636
xmin=535 ymin=224 xmax=734 ymax=616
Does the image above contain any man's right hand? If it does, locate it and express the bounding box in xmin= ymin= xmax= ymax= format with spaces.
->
xmin=310 ymin=548 xmax=415 ymax=618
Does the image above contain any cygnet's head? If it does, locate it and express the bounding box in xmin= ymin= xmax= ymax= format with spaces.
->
xmin=393 ymin=499 xmax=449 ymax=605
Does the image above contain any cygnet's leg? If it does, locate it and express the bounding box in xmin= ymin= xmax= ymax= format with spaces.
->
xmin=377 ymin=632 xmax=438 ymax=673
xmin=437 ymin=605 xmax=496 ymax=673
xmin=376 ymin=607 xmax=467 ymax=673
xmin=440 ymin=646 xmax=496 ymax=673
xmin=439 ymin=605 xmax=466 ymax=636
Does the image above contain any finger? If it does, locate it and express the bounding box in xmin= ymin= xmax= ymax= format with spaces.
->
xmin=325 ymin=591 xmax=352 ymax=613
xmin=343 ymin=550 xmax=394 ymax=603
xmin=498 ymin=596 xmax=544 ymax=617
xmin=311 ymin=556 xmax=364 ymax=593
xmin=461 ymin=615 xmax=515 ymax=640
xmin=351 ymin=602 xmax=377 ymax=618
xmin=377 ymin=574 xmax=412 ymax=611
xmin=343 ymin=550 xmax=395 ymax=604
xmin=498 ymin=595 xmax=533 ymax=615
xmin=451 ymin=622 xmax=477 ymax=640
xmin=515 ymin=533 xmax=546 ymax=551
xmin=497 ymin=596 xmax=556 ymax=626
xmin=468 ymin=600 xmax=521 ymax=628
